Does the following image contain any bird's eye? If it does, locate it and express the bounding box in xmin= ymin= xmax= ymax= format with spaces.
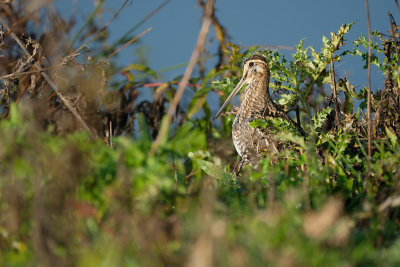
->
xmin=249 ymin=62 xmax=254 ymax=67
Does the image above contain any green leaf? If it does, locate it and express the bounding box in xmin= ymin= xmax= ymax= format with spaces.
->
xmin=122 ymin=63 xmax=157 ymax=79
xmin=385 ymin=127 xmax=398 ymax=148
xmin=186 ymin=86 xmax=212 ymax=119
xmin=137 ymin=113 xmax=151 ymax=147
xmin=312 ymin=107 xmax=332 ymax=131
xmin=190 ymin=157 xmax=224 ymax=179
xmin=278 ymin=94 xmax=297 ymax=106
xmin=167 ymin=122 xmax=207 ymax=155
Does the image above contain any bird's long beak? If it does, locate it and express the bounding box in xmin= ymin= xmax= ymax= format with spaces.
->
xmin=214 ymin=74 xmax=247 ymax=120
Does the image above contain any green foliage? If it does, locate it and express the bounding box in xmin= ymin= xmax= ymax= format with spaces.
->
xmin=312 ymin=106 xmax=333 ymax=131
xmin=1 ymin=10 xmax=400 ymax=267
xmin=349 ymin=32 xmax=386 ymax=70
xmin=209 ymin=23 xmax=354 ymax=122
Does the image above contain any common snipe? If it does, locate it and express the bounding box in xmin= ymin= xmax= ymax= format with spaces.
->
xmin=214 ymin=54 xmax=306 ymax=172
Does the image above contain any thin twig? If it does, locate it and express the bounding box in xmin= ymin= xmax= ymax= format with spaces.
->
xmin=198 ymin=0 xmax=230 ymax=68
xmin=142 ymin=82 xmax=201 ymax=88
xmin=106 ymin=27 xmax=152 ymax=60
xmin=70 ymin=0 xmax=131 ymax=56
xmin=0 ymin=67 xmax=49 ymax=79
xmin=150 ymin=0 xmax=214 ymax=155
xmin=330 ymin=56 xmax=340 ymax=125
xmin=389 ymin=13 xmax=400 ymax=66
xmin=395 ymin=0 xmax=400 ymax=13
xmin=0 ymin=17 xmax=97 ymax=137
xmin=301 ymin=150 xmax=310 ymax=211
xmin=104 ymin=0 xmax=170 ymax=57
xmin=365 ymin=0 xmax=373 ymax=189
xmin=10 ymin=0 xmax=53 ymax=29
xmin=109 ymin=120 xmax=113 ymax=148
xmin=69 ymin=0 xmax=105 ymax=51
xmin=365 ymin=0 xmax=372 ymax=159
xmin=244 ymin=44 xmax=296 ymax=51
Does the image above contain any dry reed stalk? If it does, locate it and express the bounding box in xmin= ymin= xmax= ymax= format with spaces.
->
xmin=150 ymin=0 xmax=214 ymax=155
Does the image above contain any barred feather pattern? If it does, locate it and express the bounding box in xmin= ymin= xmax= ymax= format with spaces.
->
xmin=232 ymin=71 xmax=278 ymax=167
xmin=230 ymin=55 xmax=306 ymax=167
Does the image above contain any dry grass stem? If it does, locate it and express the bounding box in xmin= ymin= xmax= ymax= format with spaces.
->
xmin=365 ymin=0 xmax=372 ymax=159
xmin=0 ymin=67 xmax=49 ymax=79
xmin=109 ymin=120 xmax=113 ymax=148
xmin=70 ymin=0 xmax=131 ymax=56
xmin=150 ymin=0 xmax=214 ymax=155
xmin=330 ymin=56 xmax=340 ymax=125
xmin=106 ymin=27 xmax=152 ymax=60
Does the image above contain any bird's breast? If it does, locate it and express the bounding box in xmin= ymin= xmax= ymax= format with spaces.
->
xmin=230 ymin=79 xmax=275 ymax=164
xmin=238 ymin=83 xmax=269 ymax=119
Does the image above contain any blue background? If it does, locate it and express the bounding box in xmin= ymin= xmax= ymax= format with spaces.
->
xmin=56 ymin=0 xmax=399 ymax=99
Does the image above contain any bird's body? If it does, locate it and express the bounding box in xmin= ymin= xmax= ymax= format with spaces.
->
xmin=214 ymin=54 xmax=306 ymax=169
xmin=231 ymin=57 xmax=277 ymax=167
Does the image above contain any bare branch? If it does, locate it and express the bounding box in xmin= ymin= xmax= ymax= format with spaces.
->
xmin=0 ymin=17 xmax=97 ymax=137
xmin=0 ymin=67 xmax=49 ymax=79
xmin=395 ymin=0 xmax=400 ymax=13
xmin=150 ymin=0 xmax=214 ymax=155
xmin=330 ymin=56 xmax=340 ymax=125
xmin=365 ymin=0 xmax=372 ymax=158
xmin=106 ymin=27 xmax=152 ymax=60
xmin=365 ymin=0 xmax=373 ymax=188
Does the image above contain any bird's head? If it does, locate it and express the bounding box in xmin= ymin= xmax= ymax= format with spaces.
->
xmin=214 ymin=54 xmax=270 ymax=120
xmin=243 ymin=54 xmax=270 ymax=80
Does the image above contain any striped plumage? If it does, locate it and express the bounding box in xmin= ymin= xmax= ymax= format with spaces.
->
xmin=215 ymin=54 xmax=306 ymax=169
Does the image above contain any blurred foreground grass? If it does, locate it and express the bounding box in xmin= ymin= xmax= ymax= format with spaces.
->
xmin=0 ymin=103 xmax=400 ymax=267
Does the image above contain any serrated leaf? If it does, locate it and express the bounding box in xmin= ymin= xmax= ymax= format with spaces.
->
xmin=278 ymin=94 xmax=297 ymax=106
xmin=312 ymin=107 xmax=332 ymax=130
